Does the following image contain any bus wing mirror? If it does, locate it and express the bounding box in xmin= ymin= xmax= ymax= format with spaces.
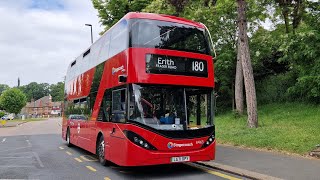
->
xmin=119 ymin=75 xmax=127 ymax=83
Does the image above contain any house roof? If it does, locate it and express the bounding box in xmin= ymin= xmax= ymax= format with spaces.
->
xmin=52 ymin=101 xmax=62 ymax=107
xmin=25 ymin=95 xmax=52 ymax=108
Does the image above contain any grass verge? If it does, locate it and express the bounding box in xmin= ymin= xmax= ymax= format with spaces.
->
xmin=9 ymin=118 xmax=47 ymax=123
xmin=216 ymin=103 xmax=320 ymax=155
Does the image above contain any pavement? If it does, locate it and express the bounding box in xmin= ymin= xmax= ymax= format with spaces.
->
xmin=0 ymin=120 xmax=26 ymax=127
xmin=201 ymin=144 xmax=320 ymax=180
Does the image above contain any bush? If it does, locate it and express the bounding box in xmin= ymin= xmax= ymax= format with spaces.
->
xmin=256 ymin=72 xmax=297 ymax=104
xmin=0 ymin=111 xmax=5 ymax=118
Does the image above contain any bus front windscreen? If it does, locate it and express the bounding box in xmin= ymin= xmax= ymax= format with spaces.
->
xmin=130 ymin=19 xmax=211 ymax=55
xmin=129 ymin=84 xmax=214 ymax=131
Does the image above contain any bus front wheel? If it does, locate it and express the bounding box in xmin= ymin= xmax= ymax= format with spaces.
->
xmin=97 ymin=136 xmax=108 ymax=166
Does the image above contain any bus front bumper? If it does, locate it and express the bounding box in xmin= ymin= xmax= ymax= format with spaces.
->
xmin=122 ymin=141 xmax=215 ymax=166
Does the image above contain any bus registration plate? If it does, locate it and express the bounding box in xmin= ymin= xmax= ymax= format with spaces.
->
xmin=171 ymin=156 xmax=190 ymax=163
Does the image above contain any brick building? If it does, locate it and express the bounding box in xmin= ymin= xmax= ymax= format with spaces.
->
xmin=21 ymin=95 xmax=62 ymax=117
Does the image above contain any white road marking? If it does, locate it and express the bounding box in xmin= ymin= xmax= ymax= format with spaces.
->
xmin=0 ymin=146 xmax=31 ymax=153
xmin=0 ymin=156 xmax=33 ymax=159
xmin=1 ymin=138 xmax=6 ymax=143
xmin=2 ymin=152 xmax=32 ymax=155
xmin=0 ymin=165 xmax=34 ymax=168
xmin=58 ymin=122 xmax=61 ymax=127
xmin=26 ymin=139 xmax=32 ymax=146
xmin=33 ymin=152 xmax=44 ymax=168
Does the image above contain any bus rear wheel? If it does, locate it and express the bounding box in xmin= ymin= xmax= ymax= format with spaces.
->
xmin=97 ymin=136 xmax=108 ymax=166
xmin=66 ymin=128 xmax=72 ymax=147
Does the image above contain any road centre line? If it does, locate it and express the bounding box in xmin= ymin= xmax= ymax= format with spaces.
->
xmin=26 ymin=139 xmax=32 ymax=146
xmin=33 ymin=152 xmax=44 ymax=168
xmin=80 ymin=155 xmax=98 ymax=162
xmin=66 ymin=151 xmax=73 ymax=155
xmin=187 ymin=163 xmax=241 ymax=180
xmin=74 ymin=158 xmax=83 ymax=162
xmin=1 ymin=138 xmax=6 ymax=143
xmin=86 ymin=166 xmax=97 ymax=172
xmin=59 ymin=146 xmax=64 ymax=150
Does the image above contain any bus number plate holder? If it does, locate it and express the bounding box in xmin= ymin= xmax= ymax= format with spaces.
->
xmin=171 ymin=156 xmax=190 ymax=163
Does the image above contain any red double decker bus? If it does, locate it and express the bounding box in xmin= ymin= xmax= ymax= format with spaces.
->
xmin=62 ymin=12 xmax=216 ymax=166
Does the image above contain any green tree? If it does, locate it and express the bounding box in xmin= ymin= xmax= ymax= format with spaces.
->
xmin=0 ymin=88 xmax=27 ymax=114
xmin=50 ymin=82 xmax=64 ymax=102
xmin=0 ymin=84 xmax=9 ymax=95
xmin=19 ymin=82 xmax=50 ymax=101
xmin=237 ymin=0 xmax=258 ymax=127
xmin=92 ymin=0 xmax=151 ymax=32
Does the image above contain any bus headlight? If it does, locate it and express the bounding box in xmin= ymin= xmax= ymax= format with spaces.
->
xmin=202 ymin=134 xmax=215 ymax=148
xmin=123 ymin=130 xmax=157 ymax=150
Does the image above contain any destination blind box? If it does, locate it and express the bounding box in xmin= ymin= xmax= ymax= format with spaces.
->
xmin=145 ymin=54 xmax=208 ymax=77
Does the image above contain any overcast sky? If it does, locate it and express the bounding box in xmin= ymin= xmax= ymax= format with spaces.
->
xmin=0 ymin=0 xmax=103 ymax=87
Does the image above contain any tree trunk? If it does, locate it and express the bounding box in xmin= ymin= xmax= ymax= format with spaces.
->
xmin=278 ymin=0 xmax=290 ymax=33
xmin=235 ymin=38 xmax=244 ymax=115
xmin=237 ymin=0 xmax=258 ymax=128
xmin=282 ymin=6 xmax=290 ymax=33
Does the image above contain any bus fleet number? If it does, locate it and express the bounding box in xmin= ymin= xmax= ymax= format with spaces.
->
xmin=192 ymin=61 xmax=204 ymax=72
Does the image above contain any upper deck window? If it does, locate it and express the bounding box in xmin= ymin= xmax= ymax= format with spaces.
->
xmin=110 ymin=19 xmax=129 ymax=58
xmin=130 ymin=19 xmax=211 ymax=55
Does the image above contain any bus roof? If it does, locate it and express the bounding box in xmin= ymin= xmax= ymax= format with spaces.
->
xmin=123 ymin=12 xmax=205 ymax=29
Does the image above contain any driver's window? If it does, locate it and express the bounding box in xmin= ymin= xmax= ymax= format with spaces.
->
xmin=111 ymin=89 xmax=126 ymax=123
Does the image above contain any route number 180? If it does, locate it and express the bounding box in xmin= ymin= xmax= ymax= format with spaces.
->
xmin=192 ymin=61 xmax=204 ymax=72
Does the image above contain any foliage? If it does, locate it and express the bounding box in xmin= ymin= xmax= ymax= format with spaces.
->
xmin=18 ymin=82 xmax=64 ymax=102
xmin=0 ymin=84 xmax=9 ymax=95
xmin=92 ymin=0 xmax=151 ymax=32
xmin=216 ymin=103 xmax=320 ymax=154
xmin=256 ymin=72 xmax=297 ymax=104
xmin=50 ymin=82 xmax=64 ymax=102
xmin=0 ymin=88 xmax=27 ymax=114
xmin=19 ymin=82 xmax=50 ymax=102
xmin=91 ymin=0 xmax=320 ymax=109
xmin=143 ymin=0 xmax=175 ymax=14
xmin=0 ymin=111 xmax=5 ymax=118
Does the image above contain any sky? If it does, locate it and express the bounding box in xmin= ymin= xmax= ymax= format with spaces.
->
xmin=0 ymin=0 xmax=103 ymax=87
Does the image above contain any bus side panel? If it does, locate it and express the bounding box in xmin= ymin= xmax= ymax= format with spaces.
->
xmin=61 ymin=117 xmax=68 ymax=141
xmin=66 ymin=68 xmax=95 ymax=101
xmin=86 ymin=50 xmax=129 ymax=155
xmin=108 ymin=124 xmax=129 ymax=166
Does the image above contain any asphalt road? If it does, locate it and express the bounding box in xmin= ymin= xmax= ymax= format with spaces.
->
xmin=0 ymin=118 xmax=244 ymax=180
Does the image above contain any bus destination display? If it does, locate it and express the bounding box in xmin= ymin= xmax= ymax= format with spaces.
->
xmin=146 ymin=54 xmax=208 ymax=77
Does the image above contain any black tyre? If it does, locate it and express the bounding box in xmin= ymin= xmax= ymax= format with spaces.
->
xmin=66 ymin=128 xmax=72 ymax=147
xmin=97 ymin=136 xmax=108 ymax=166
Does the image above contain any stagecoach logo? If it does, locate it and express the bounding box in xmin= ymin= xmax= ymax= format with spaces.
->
xmin=112 ymin=65 xmax=125 ymax=75
xmin=167 ymin=142 xmax=193 ymax=149
xmin=156 ymin=57 xmax=177 ymax=70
